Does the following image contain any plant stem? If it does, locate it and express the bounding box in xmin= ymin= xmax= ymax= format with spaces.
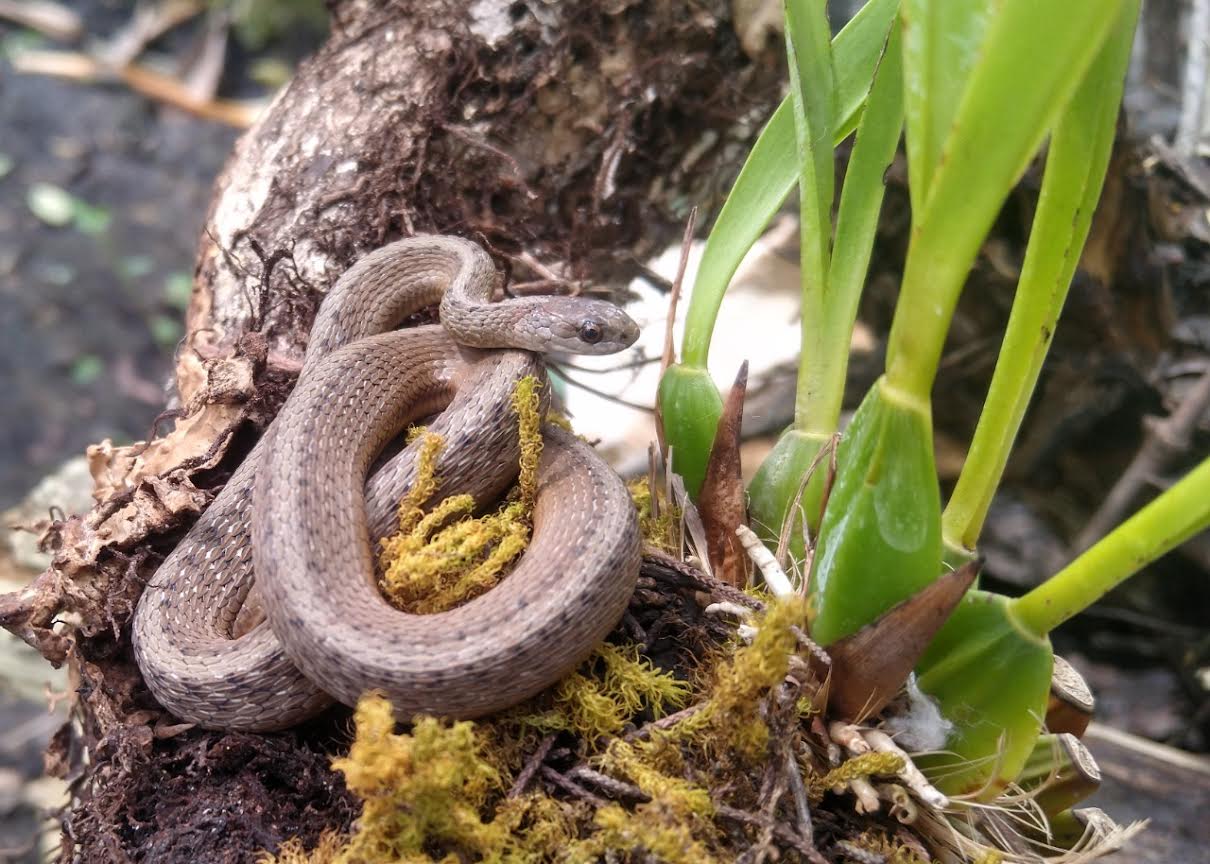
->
xmin=941 ymin=0 xmax=1139 ymax=552
xmin=1011 ymin=455 xmax=1210 ymax=638
xmin=785 ymin=0 xmax=836 ymax=435
xmin=885 ymin=0 xmax=1122 ymax=402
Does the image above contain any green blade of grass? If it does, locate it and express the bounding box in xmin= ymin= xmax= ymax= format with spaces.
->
xmin=884 ymin=0 xmax=1125 ymax=402
xmin=942 ymin=0 xmax=1140 ymax=557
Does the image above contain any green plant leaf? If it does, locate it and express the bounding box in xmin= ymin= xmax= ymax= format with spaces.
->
xmin=807 ymin=377 xmax=941 ymax=646
xmin=72 ymin=200 xmax=111 ymax=236
xmin=942 ymin=0 xmax=1141 ymax=555
xmin=785 ymin=0 xmax=836 ymax=315
xmin=656 ymin=365 xmax=724 ymax=498
xmin=747 ymin=428 xmax=830 ymax=563
xmin=677 ymin=0 xmax=900 ymax=369
xmin=70 ymin=354 xmax=104 ymax=386
xmin=662 ymin=0 xmax=901 ymax=500
xmin=163 ymin=272 xmax=194 ymax=312
xmin=1013 ymin=453 xmax=1210 ymax=638
xmin=900 ymin=0 xmax=991 ymax=212
xmin=819 ymin=19 xmax=903 ymax=427
xmin=749 ymin=22 xmax=905 ymax=556
xmin=885 ymin=0 xmax=1126 ymax=401
xmin=915 ymin=590 xmax=1053 ymax=797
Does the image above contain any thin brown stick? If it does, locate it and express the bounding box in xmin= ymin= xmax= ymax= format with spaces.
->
xmin=656 ymin=207 xmax=698 ymax=457
xmin=508 ymin=734 xmax=556 ymax=798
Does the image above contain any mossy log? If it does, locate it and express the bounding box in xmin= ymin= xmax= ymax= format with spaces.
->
xmin=0 ymin=2 xmax=786 ymax=861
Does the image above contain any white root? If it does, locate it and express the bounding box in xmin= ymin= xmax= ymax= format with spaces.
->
xmin=735 ymin=524 xmax=794 ymax=597
xmin=862 ymin=728 xmax=949 ymax=811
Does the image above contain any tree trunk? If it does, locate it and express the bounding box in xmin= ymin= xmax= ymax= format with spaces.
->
xmin=0 ymin=2 xmax=783 ymax=860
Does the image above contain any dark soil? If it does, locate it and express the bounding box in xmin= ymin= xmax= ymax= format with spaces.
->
xmin=0 ymin=30 xmax=237 ymax=510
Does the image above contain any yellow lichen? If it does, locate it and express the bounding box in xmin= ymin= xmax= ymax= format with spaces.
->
xmin=378 ymin=376 xmax=543 ymax=614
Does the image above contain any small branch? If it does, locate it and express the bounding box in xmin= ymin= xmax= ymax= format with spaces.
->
xmin=714 ymin=805 xmax=829 ymax=864
xmin=508 ymin=734 xmax=556 ymax=798
xmin=539 ymin=766 xmax=610 ymax=808
xmin=11 ymin=50 xmax=261 ymax=127
xmin=0 ymin=0 xmax=82 ymax=41
xmin=1077 ymin=366 xmax=1210 ymax=549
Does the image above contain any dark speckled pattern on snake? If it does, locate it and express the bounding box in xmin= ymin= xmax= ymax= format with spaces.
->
xmin=132 ymin=236 xmax=641 ymax=731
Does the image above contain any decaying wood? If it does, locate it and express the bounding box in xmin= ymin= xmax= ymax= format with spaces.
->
xmin=0 ymin=2 xmax=786 ymax=861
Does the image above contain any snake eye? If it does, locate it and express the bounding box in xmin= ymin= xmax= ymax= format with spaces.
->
xmin=578 ymin=320 xmax=604 ymax=344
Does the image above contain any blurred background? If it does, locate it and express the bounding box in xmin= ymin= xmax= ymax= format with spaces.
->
xmin=0 ymin=1 xmax=1207 ymax=861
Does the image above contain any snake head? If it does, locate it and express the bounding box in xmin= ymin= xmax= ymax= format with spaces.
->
xmin=531 ymin=298 xmax=640 ymax=355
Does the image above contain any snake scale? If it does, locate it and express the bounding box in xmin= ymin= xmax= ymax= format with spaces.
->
xmin=133 ymin=236 xmax=642 ymax=731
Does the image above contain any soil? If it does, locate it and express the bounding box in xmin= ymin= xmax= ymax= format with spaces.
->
xmin=0 ymin=2 xmax=1207 ymax=863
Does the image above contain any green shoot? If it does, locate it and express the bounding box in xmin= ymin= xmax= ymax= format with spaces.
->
xmin=942 ymin=0 xmax=1138 ymax=558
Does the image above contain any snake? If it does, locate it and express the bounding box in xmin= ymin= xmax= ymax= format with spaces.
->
xmin=132 ymin=236 xmax=642 ymax=731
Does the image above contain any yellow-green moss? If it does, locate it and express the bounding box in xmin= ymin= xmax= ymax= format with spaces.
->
xmin=378 ymin=376 xmax=543 ymax=614
xmin=330 ymin=694 xmax=505 ymax=861
xmin=567 ymin=802 xmax=721 ymax=864
xmin=852 ymin=831 xmax=935 ymax=864
xmin=517 ymin=642 xmax=690 ymax=743
xmin=628 ymin=476 xmax=681 ymax=552
xmin=599 ymin=737 xmax=712 ymax=819
xmin=256 ymin=831 xmax=342 ymax=864
xmin=811 ymin=752 xmax=907 ymax=801
xmin=687 ymin=594 xmax=812 ymax=758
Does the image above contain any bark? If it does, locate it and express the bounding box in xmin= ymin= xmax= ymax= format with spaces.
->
xmin=0 ymin=2 xmax=784 ymax=861
xmin=191 ymin=0 xmax=783 ymax=373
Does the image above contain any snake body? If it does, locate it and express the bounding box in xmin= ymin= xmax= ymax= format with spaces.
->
xmin=132 ymin=237 xmax=641 ymax=731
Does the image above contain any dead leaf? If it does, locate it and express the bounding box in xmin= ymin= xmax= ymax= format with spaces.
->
xmin=698 ymin=361 xmax=749 ymax=587
xmin=88 ymin=350 xmax=256 ymax=504
xmin=817 ymin=560 xmax=980 ymax=721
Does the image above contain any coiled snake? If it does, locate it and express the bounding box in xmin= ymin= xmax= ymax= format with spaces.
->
xmin=133 ymin=236 xmax=642 ymax=731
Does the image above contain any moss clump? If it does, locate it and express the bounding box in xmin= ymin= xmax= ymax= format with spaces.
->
xmin=810 ymin=752 xmax=906 ymax=801
xmin=256 ymin=831 xmax=342 ymax=864
xmin=688 ymin=594 xmax=812 ymax=758
xmin=628 ymin=476 xmax=681 ymax=552
xmin=569 ymin=802 xmax=721 ymax=864
xmin=332 ymin=694 xmax=504 ymax=861
xmin=851 ymin=831 xmax=933 ymax=864
xmin=518 ymin=642 xmax=690 ymax=743
xmin=378 ymin=376 xmax=543 ymax=614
